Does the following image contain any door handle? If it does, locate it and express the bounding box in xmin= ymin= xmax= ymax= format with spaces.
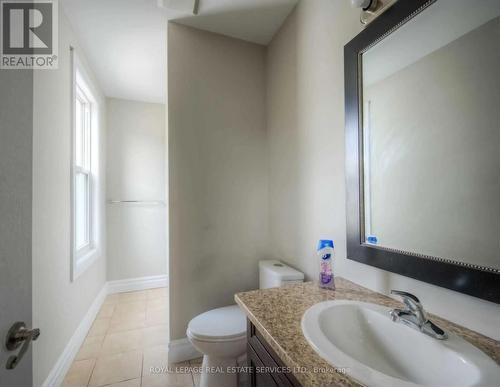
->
xmin=5 ymin=322 xmax=40 ymax=370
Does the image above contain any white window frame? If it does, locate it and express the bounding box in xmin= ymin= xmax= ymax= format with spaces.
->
xmin=71 ymin=47 xmax=100 ymax=281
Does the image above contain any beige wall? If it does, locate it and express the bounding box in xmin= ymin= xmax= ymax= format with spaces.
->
xmin=365 ymin=17 xmax=500 ymax=269
xmin=106 ymin=98 xmax=167 ymax=281
xmin=33 ymin=9 xmax=107 ymax=386
xmin=266 ymin=0 xmax=500 ymax=339
xmin=168 ymin=23 xmax=269 ymax=340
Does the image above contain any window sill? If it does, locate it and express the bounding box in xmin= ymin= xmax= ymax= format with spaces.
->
xmin=72 ymin=247 xmax=100 ymax=282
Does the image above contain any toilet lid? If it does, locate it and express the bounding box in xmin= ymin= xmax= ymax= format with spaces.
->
xmin=187 ymin=305 xmax=246 ymax=341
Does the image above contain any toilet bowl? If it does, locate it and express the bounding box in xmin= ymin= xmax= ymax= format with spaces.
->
xmin=187 ymin=305 xmax=246 ymax=387
xmin=186 ymin=260 xmax=304 ymax=387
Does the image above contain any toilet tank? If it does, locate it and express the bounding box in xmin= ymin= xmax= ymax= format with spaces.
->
xmin=259 ymin=260 xmax=304 ymax=289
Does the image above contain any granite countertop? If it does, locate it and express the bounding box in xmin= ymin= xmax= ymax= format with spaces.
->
xmin=235 ymin=277 xmax=500 ymax=387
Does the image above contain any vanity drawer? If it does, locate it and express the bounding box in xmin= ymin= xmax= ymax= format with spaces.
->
xmin=248 ymin=343 xmax=286 ymax=387
xmin=247 ymin=320 xmax=302 ymax=387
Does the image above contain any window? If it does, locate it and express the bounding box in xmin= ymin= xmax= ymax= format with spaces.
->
xmin=75 ymin=84 xmax=92 ymax=250
xmin=71 ymin=48 xmax=99 ymax=280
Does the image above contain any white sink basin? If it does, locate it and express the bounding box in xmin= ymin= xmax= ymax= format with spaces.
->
xmin=301 ymin=300 xmax=500 ymax=387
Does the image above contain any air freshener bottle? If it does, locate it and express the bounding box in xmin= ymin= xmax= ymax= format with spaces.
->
xmin=317 ymin=239 xmax=335 ymax=289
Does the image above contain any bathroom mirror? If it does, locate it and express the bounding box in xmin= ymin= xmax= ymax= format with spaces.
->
xmin=345 ymin=0 xmax=500 ymax=303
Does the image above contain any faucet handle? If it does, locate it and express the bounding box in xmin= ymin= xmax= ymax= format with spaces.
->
xmin=391 ymin=290 xmax=425 ymax=318
xmin=391 ymin=290 xmax=420 ymax=304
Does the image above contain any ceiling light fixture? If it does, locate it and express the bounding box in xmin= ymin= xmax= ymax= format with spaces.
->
xmin=351 ymin=0 xmax=378 ymax=12
xmin=351 ymin=0 xmax=396 ymax=25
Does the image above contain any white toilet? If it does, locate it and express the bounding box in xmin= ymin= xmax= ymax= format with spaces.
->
xmin=186 ymin=260 xmax=304 ymax=387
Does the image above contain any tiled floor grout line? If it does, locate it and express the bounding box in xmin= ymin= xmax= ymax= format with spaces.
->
xmin=92 ymin=302 xmax=114 ymax=387
xmin=190 ymin=369 xmax=196 ymax=387
xmin=85 ymin=304 xmax=108 ymax=387
xmin=85 ymin=355 xmax=97 ymax=387
xmin=62 ymin=288 xmax=171 ymax=387
xmin=98 ymin=377 xmax=139 ymax=387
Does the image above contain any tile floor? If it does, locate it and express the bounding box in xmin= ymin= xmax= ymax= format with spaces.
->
xmin=62 ymin=287 xmax=203 ymax=387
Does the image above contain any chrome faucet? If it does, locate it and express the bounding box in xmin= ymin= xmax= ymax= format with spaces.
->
xmin=390 ymin=290 xmax=448 ymax=340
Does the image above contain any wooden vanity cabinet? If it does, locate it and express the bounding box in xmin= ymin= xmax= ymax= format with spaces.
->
xmin=247 ymin=320 xmax=302 ymax=387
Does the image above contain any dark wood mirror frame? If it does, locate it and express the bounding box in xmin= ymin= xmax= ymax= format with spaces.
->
xmin=344 ymin=0 xmax=499 ymax=304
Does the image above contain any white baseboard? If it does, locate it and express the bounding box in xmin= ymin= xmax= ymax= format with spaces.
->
xmin=42 ymin=274 xmax=169 ymax=387
xmin=107 ymin=275 xmax=168 ymax=294
xmin=42 ymin=284 xmax=108 ymax=387
xmin=168 ymin=338 xmax=202 ymax=363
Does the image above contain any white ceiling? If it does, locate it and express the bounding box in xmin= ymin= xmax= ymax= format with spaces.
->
xmin=61 ymin=0 xmax=297 ymax=104
xmin=176 ymin=0 xmax=298 ymax=45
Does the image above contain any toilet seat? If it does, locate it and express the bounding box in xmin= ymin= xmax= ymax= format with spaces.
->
xmin=186 ymin=261 xmax=304 ymax=387
xmin=187 ymin=305 xmax=246 ymax=342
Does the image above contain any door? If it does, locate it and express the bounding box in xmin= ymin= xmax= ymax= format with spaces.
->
xmin=0 ymin=69 xmax=35 ymax=386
